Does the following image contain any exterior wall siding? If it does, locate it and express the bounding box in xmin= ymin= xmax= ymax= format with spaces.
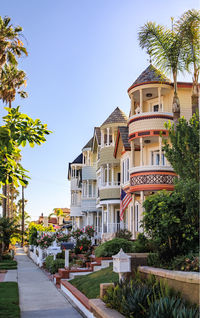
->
xmin=81 ymin=198 xmax=97 ymax=212
xmin=82 ymin=166 xmax=97 ymax=180
xmin=100 ymin=188 xmax=120 ymax=200
xmin=99 ymin=146 xmax=120 ymax=166
xmin=129 ymin=115 xmax=173 ymax=135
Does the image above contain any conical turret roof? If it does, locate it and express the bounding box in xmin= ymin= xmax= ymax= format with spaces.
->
xmin=128 ymin=64 xmax=171 ymax=91
xmin=101 ymin=107 xmax=128 ymax=127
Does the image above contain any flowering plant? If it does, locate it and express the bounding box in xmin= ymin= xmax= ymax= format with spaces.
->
xmin=84 ymin=225 xmax=95 ymax=238
xmin=56 ymin=232 xmax=71 ymax=244
xmin=71 ymin=228 xmax=84 ymax=239
xmin=37 ymin=233 xmax=55 ymax=249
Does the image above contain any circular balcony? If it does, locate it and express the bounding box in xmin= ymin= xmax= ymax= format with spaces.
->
xmin=128 ymin=112 xmax=173 ymax=141
xmin=129 ymin=165 xmax=176 ymax=193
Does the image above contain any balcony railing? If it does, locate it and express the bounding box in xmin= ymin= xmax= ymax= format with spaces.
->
xmin=100 ymin=181 xmax=120 ymax=189
xmin=130 ymin=165 xmax=173 ymax=174
xmin=102 ymin=223 xmax=128 ymax=233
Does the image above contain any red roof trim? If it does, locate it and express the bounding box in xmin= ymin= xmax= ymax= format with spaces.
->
xmin=114 ymin=129 xmax=120 ymax=158
xmin=127 ymin=81 xmax=193 ymax=93
xmin=127 ymin=81 xmax=171 ymax=93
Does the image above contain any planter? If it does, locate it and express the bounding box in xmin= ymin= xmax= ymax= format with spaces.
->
xmin=89 ymin=299 xmax=124 ymax=318
xmin=139 ymin=266 xmax=200 ymax=304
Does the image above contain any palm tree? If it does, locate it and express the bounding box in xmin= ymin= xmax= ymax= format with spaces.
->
xmin=176 ymin=9 xmax=200 ymax=115
xmin=0 ymin=217 xmax=20 ymax=253
xmin=0 ymin=16 xmax=27 ymax=68
xmin=138 ymin=22 xmax=184 ymax=122
xmin=0 ymin=63 xmax=27 ymax=108
xmin=0 ymin=64 xmax=27 ymax=217
xmin=49 ymin=208 xmax=64 ymax=225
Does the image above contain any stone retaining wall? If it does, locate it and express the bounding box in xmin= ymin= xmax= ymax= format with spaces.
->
xmin=139 ymin=266 xmax=200 ymax=304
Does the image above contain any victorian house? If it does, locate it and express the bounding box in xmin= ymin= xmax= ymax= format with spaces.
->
xmin=114 ymin=64 xmax=192 ymax=238
xmin=68 ymin=64 xmax=193 ymax=239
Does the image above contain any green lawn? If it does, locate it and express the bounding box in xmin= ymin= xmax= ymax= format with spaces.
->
xmin=0 ymin=282 xmax=20 ymax=318
xmin=0 ymin=259 xmax=17 ymax=270
xmin=70 ymin=265 xmax=119 ymax=299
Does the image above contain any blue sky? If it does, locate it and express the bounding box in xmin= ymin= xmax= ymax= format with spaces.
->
xmin=1 ymin=0 xmax=199 ymax=219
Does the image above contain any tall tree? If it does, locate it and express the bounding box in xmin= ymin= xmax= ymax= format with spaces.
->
xmin=0 ymin=64 xmax=27 ymax=217
xmin=0 ymin=16 xmax=27 ymax=68
xmin=138 ymin=22 xmax=184 ymax=123
xmin=176 ymin=9 xmax=200 ymax=115
xmin=0 ymin=64 xmax=27 ymax=108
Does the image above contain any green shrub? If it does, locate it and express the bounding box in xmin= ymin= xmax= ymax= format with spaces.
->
xmin=170 ymin=254 xmax=199 ymax=272
xmin=132 ymin=233 xmax=155 ymax=253
xmin=44 ymin=255 xmax=65 ymax=274
xmin=147 ymin=253 xmax=161 ymax=267
xmin=95 ymin=238 xmax=134 ymax=257
xmin=2 ymin=253 xmax=13 ymax=260
xmin=56 ymin=251 xmax=65 ymax=259
xmin=149 ymin=297 xmax=199 ymax=318
xmin=104 ymin=276 xmax=196 ymax=318
xmin=115 ymin=229 xmax=132 ymax=240
xmin=50 ymin=259 xmax=65 ymax=274
xmin=75 ymin=236 xmax=91 ymax=254
xmin=45 ymin=255 xmax=54 ymax=272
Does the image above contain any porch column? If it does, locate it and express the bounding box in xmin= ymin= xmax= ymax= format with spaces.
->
xmin=86 ymin=180 xmax=89 ymax=198
xmin=107 ymin=163 xmax=109 ymax=186
xmin=97 ymin=211 xmax=99 ymax=233
xmin=111 ymin=165 xmax=114 ymax=185
xmin=101 ymin=206 xmax=104 ymax=234
xmin=131 ymin=140 xmax=134 ymax=167
xmin=139 ymin=89 xmax=143 ymax=113
xmin=101 ymin=130 xmax=104 ymax=147
xmin=112 ymin=130 xmax=115 ymax=146
xmin=132 ymin=195 xmax=135 ymax=237
xmin=87 ymin=212 xmax=89 ymax=226
xmin=107 ymin=127 xmax=110 ymax=146
xmin=159 ymin=136 xmax=162 ymax=165
xmin=131 ymin=93 xmax=135 ymax=116
xmin=140 ymin=138 xmax=144 ymax=166
xmin=158 ymin=87 xmax=161 ymax=111
xmin=140 ymin=191 xmax=144 ymax=232
xmin=87 ymin=151 xmax=90 ymax=165
xmin=107 ymin=204 xmax=109 ymax=233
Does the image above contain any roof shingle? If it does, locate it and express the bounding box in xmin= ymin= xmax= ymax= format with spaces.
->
xmin=101 ymin=107 xmax=128 ymax=127
xmin=130 ymin=64 xmax=170 ymax=88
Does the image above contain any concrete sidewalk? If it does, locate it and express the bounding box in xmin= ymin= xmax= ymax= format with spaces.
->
xmin=16 ymin=248 xmax=82 ymax=318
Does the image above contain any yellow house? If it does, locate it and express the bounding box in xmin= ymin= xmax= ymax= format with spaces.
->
xmin=114 ymin=64 xmax=193 ymax=239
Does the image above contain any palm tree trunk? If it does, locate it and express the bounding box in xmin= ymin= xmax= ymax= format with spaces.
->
xmin=2 ymin=184 xmax=7 ymax=217
xmin=192 ymin=66 xmax=199 ymax=115
xmin=172 ymin=71 xmax=180 ymax=125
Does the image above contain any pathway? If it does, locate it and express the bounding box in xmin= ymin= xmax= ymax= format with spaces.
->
xmin=16 ymin=248 xmax=82 ymax=318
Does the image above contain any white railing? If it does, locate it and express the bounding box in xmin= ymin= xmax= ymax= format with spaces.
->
xmin=71 ymin=178 xmax=82 ymax=190
xmin=130 ymin=165 xmax=174 ymax=174
xmin=100 ymin=181 xmax=120 ymax=189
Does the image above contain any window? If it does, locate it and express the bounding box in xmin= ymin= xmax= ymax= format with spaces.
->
xmin=153 ymin=104 xmax=159 ymax=112
xmin=134 ymin=203 xmax=139 ymax=232
xmin=89 ymin=182 xmax=92 ymax=197
xmin=122 ymin=158 xmax=130 ymax=184
xmin=151 ymin=151 xmax=165 ymax=166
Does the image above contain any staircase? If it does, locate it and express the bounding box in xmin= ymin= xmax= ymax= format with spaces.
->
xmin=53 ymin=256 xmax=113 ymax=287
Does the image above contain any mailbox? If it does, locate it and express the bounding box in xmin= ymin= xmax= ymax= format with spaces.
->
xmin=61 ymin=242 xmax=74 ymax=250
xmin=113 ymin=249 xmax=131 ymax=274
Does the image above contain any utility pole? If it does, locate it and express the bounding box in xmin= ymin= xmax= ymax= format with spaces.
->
xmin=21 ymin=185 xmax=25 ymax=247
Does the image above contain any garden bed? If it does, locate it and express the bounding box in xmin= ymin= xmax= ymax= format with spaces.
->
xmin=0 ymin=282 xmax=20 ymax=318
xmin=70 ymin=265 xmax=119 ymax=299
